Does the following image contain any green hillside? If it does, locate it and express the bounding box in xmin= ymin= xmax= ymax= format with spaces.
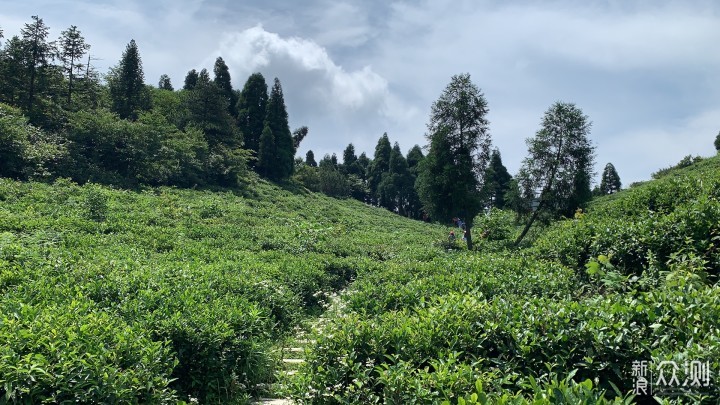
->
xmin=0 ymin=177 xmax=445 ymax=403
xmin=292 ymin=156 xmax=720 ymax=404
xmin=1 ymin=155 xmax=719 ymax=404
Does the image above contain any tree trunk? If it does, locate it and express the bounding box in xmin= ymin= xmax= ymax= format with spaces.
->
xmin=465 ymin=221 xmax=473 ymax=250
xmin=514 ymin=199 xmax=545 ymax=246
xmin=514 ymin=136 xmax=565 ymax=247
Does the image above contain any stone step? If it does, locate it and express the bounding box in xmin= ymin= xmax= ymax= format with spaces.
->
xmin=253 ymin=399 xmax=293 ymax=405
xmin=282 ymin=358 xmax=305 ymax=364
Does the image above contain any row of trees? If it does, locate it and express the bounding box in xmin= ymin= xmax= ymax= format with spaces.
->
xmin=0 ymin=16 xmax=301 ymax=187
xmin=1 ymin=17 xmax=628 ymax=243
xmin=297 ymin=74 xmax=623 ymax=248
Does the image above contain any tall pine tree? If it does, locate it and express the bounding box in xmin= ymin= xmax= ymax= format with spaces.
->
xmin=483 ymin=149 xmax=512 ymax=209
xmin=257 ymin=124 xmax=276 ymax=178
xmin=183 ymin=69 xmax=198 ymax=90
xmin=514 ymin=101 xmax=594 ymax=245
xmin=416 ymin=73 xmax=492 ymax=249
xmin=599 ymin=162 xmax=621 ymax=194
xmin=213 ymin=57 xmax=238 ymax=117
xmin=237 ymin=73 xmax=268 ymax=157
xmin=58 ymin=25 xmax=90 ymax=105
xmin=263 ymin=78 xmax=294 ymax=180
xmin=108 ymin=39 xmax=150 ymax=120
xmin=181 ymin=68 xmax=239 ymax=148
xmin=158 ymin=74 xmax=173 ymax=90
xmin=20 ymin=16 xmax=53 ymax=112
xmin=367 ymin=133 xmax=392 ymax=206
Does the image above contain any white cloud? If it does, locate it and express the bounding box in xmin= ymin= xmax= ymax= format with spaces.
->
xmin=211 ymin=25 xmax=388 ymax=110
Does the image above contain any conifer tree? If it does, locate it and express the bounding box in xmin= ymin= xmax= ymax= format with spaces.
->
xmin=108 ymin=39 xmax=150 ymax=120
xmin=292 ymin=126 xmax=308 ymax=152
xmin=599 ymin=162 xmax=621 ymax=194
xmin=20 ymin=16 xmax=53 ymax=112
xmin=213 ymin=57 xmax=237 ymax=116
xmin=184 ymin=69 xmax=198 ymax=90
xmin=58 ymin=25 xmax=90 ymax=104
xmin=237 ymin=73 xmax=268 ymax=156
xmin=182 ymin=68 xmax=239 ymax=148
xmin=367 ymin=133 xmax=392 ymax=205
xmin=514 ymin=101 xmax=594 ymax=245
xmin=305 ymin=150 xmax=317 ymax=167
xmin=264 ymin=77 xmax=294 ymax=179
xmin=0 ymin=36 xmax=28 ymax=105
xmin=379 ymin=142 xmax=415 ymax=214
xmin=416 ymin=73 xmax=492 ymax=249
xmin=483 ymin=149 xmax=512 ymax=208
xmin=158 ymin=74 xmax=173 ymax=90
xmin=405 ymin=145 xmax=425 ymax=218
xmin=257 ymin=124 xmax=276 ymax=178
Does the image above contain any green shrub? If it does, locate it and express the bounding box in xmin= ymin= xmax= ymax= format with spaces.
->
xmin=0 ymin=299 xmax=177 ymax=403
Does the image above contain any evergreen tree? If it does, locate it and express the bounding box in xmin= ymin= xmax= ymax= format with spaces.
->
xmin=356 ymin=152 xmax=371 ymax=181
xmin=213 ymin=57 xmax=238 ymax=116
xmin=107 ymin=39 xmax=150 ymax=120
xmin=406 ymin=145 xmax=424 ymax=174
xmin=292 ymin=126 xmax=308 ymax=152
xmin=379 ymin=142 xmax=415 ymax=214
xmin=184 ymin=69 xmax=198 ymax=90
xmin=599 ymin=162 xmax=621 ymax=194
xmin=20 ymin=16 xmax=54 ymax=112
xmin=181 ymin=68 xmax=239 ymax=148
xmin=237 ymin=73 xmax=268 ymax=156
xmin=416 ymin=73 xmax=492 ymax=249
xmin=367 ymin=133 xmax=392 ymax=206
xmin=57 ymin=25 xmax=90 ymax=105
xmin=514 ymin=101 xmax=595 ymax=245
xmin=715 ymin=131 xmax=720 ymax=152
xmin=264 ymin=77 xmax=294 ymax=179
xmin=158 ymin=74 xmax=173 ymax=90
xmin=342 ymin=143 xmax=359 ymax=175
xmin=483 ymin=149 xmax=512 ymax=209
xmin=405 ymin=145 xmax=425 ymax=218
xmin=0 ymin=36 xmax=28 ymax=105
xmin=305 ymin=150 xmax=317 ymax=167
xmin=257 ymin=124 xmax=276 ymax=178
xmin=343 ymin=143 xmax=358 ymax=166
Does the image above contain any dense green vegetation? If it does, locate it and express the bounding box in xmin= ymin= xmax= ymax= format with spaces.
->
xmin=0 ymin=176 xmax=448 ymax=403
xmin=290 ymin=156 xmax=720 ymax=404
xmin=3 ymin=14 xmax=719 ymax=405
xmin=2 ymin=155 xmax=717 ymax=404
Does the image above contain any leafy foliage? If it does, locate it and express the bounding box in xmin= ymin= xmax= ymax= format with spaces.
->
xmin=599 ymin=162 xmax=621 ymax=194
xmin=290 ymin=154 xmax=720 ymax=404
xmin=107 ymin=39 xmax=151 ymax=120
xmin=417 ymin=73 xmax=492 ymax=249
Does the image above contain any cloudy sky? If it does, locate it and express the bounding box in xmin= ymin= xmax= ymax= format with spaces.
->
xmin=3 ymin=0 xmax=720 ymax=184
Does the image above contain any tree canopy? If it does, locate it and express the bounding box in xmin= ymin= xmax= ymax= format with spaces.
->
xmin=599 ymin=162 xmax=621 ymax=194
xmin=514 ymin=101 xmax=595 ymax=245
xmin=417 ymin=73 xmax=492 ymax=249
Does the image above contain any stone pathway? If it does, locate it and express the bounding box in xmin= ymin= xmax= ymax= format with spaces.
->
xmin=253 ymin=292 xmax=344 ymax=404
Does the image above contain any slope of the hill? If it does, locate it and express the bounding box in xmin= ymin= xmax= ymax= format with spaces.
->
xmin=293 ymin=156 xmax=720 ymax=404
xmin=0 ymin=178 xmax=447 ymax=403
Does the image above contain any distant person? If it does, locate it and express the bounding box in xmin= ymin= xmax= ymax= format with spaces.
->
xmin=453 ymin=217 xmax=464 ymax=230
xmin=448 ymin=230 xmax=456 ymax=243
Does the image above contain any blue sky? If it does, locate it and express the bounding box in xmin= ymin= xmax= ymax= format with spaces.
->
xmin=3 ymin=0 xmax=720 ymax=184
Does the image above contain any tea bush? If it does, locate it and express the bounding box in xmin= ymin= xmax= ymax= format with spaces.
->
xmin=290 ymin=155 xmax=720 ymax=404
xmin=0 ymin=176 xmax=447 ymax=402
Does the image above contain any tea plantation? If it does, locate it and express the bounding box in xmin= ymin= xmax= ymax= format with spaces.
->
xmin=1 ymin=156 xmax=719 ymax=404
